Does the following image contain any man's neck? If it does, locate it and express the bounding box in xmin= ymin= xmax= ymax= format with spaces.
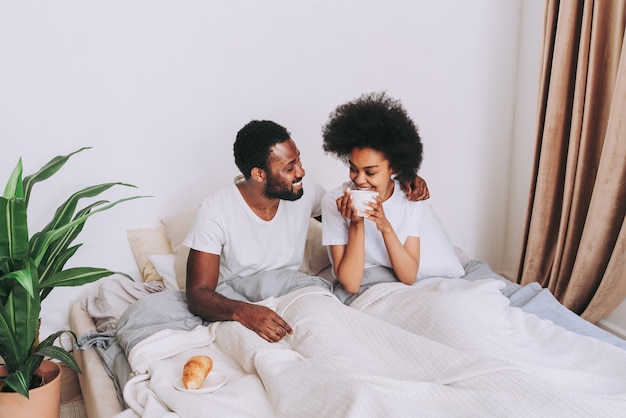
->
xmin=236 ymin=181 xmax=280 ymax=221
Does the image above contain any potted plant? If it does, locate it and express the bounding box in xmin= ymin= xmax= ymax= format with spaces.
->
xmin=0 ymin=147 xmax=143 ymax=402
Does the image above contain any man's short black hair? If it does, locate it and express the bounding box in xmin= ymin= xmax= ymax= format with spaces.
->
xmin=234 ymin=120 xmax=291 ymax=179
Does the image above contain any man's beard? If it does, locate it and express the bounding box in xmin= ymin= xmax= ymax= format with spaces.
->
xmin=264 ymin=175 xmax=304 ymax=201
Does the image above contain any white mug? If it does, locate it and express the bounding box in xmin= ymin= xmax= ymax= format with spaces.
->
xmin=350 ymin=190 xmax=379 ymax=217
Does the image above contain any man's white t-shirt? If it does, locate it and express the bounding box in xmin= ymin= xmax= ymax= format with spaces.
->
xmin=321 ymin=179 xmax=424 ymax=270
xmin=184 ymin=179 xmax=324 ymax=285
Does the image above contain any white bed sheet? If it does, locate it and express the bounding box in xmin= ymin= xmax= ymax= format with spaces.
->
xmin=115 ymin=281 xmax=626 ymax=418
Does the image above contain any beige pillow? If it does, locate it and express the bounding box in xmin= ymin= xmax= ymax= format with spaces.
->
xmin=299 ymin=218 xmax=331 ymax=276
xmin=126 ymin=227 xmax=172 ymax=282
xmin=160 ymin=208 xmax=197 ymax=290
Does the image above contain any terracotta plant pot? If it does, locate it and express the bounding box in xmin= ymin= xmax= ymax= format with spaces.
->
xmin=0 ymin=360 xmax=62 ymax=418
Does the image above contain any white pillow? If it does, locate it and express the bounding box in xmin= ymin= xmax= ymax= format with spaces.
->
xmin=148 ymin=254 xmax=180 ymax=291
xmin=417 ymin=203 xmax=465 ymax=279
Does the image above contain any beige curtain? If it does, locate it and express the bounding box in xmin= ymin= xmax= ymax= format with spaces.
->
xmin=517 ymin=0 xmax=626 ymax=322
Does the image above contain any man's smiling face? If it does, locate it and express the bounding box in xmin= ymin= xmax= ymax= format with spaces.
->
xmin=263 ymin=139 xmax=305 ymax=201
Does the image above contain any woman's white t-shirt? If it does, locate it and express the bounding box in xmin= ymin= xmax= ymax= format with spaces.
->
xmin=321 ymin=179 xmax=424 ymax=270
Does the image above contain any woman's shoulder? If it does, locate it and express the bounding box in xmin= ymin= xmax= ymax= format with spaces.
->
xmin=390 ymin=180 xmax=426 ymax=210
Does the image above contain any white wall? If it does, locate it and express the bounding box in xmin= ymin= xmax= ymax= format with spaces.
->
xmin=502 ymin=0 xmax=544 ymax=280
xmin=1 ymin=0 xmax=545 ymax=340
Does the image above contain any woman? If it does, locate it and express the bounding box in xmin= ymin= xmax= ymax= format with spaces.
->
xmin=321 ymin=92 xmax=425 ymax=304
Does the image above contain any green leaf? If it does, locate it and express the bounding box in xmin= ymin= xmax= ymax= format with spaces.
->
xmin=0 ymin=196 xmax=29 ymax=260
xmin=2 ymin=158 xmax=24 ymax=199
xmin=1 ymin=366 xmax=31 ymax=398
xmin=0 ymin=314 xmax=20 ymax=367
xmin=41 ymin=267 xmax=115 ymax=288
xmin=30 ymin=195 xmax=147 ymax=268
xmin=35 ymin=330 xmax=81 ymax=373
xmin=34 ymin=201 xmax=100 ymax=283
xmin=44 ymin=244 xmax=81 ymax=280
xmin=0 ymin=268 xmax=35 ymax=299
xmin=0 ymin=262 xmax=40 ymax=369
xmin=36 ymin=345 xmax=80 ymax=374
xmin=37 ymin=182 xmax=137 ymax=240
xmin=22 ymin=147 xmax=91 ymax=205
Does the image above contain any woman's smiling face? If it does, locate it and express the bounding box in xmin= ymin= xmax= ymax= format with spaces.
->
xmin=349 ymin=147 xmax=395 ymax=201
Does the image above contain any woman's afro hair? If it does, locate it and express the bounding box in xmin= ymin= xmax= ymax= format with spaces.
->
xmin=322 ymin=92 xmax=423 ymax=183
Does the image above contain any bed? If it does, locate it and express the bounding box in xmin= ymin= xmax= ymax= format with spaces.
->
xmin=70 ymin=204 xmax=626 ymax=418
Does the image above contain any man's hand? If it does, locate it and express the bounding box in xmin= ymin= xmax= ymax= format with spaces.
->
xmin=399 ymin=175 xmax=430 ymax=201
xmin=234 ymin=303 xmax=293 ymax=343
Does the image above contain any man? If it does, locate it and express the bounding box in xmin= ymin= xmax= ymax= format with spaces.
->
xmin=184 ymin=120 xmax=428 ymax=342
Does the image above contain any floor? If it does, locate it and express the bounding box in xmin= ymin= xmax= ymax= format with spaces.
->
xmin=61 ymin=400 xmax=87 ymax=418
xmin=60 ymin=364 xmax=87 ymax=418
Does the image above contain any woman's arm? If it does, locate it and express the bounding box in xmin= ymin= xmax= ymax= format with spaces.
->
xmin=366 ymin=197 xmax=420 ymax=285
xmin=331 ymin=220 xmax=366 ymax=293
xmin=381 ymin=233 xmax=420 ymax=285
xmin=330 ymin=190 xmax=367 ymax=293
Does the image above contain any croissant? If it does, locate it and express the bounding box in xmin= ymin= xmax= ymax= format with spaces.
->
xmin=182 ymin=355 xmax=213 ymax=390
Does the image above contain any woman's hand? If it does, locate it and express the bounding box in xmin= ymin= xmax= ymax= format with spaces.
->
xmin=336 ymin=189 xmax=362 ymax=223
xmin=362 ymin=195 xmax=392 ymax=233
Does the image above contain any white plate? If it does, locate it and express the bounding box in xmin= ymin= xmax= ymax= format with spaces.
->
xmin=173 ymin=371 xmax=228 ymax=393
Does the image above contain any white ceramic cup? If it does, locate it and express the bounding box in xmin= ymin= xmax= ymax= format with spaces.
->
xmin=350 ymin=190 xmax=379 ymax=217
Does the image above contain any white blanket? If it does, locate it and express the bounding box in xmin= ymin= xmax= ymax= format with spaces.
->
xmin=118 ymin=279 xmax=626 ymax=418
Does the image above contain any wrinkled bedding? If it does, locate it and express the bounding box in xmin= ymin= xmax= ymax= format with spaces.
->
xmin=78 ymin=260 xmax=626 ymax=416
xmin=114 ymin=280 xmax=626 ymax=417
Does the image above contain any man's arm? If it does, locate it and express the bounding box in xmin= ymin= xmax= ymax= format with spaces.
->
xmin=186 ymin=249 xmax=293 ymax=342
xmin=398 ymin=175 xmax=430 ymax=201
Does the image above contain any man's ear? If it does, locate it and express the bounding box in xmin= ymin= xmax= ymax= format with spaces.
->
xmin=251 ymin=167 xmax=265 ymax=183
